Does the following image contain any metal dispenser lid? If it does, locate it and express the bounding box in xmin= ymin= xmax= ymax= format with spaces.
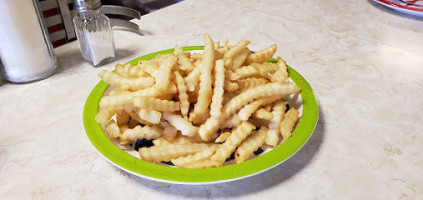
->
xmin=74 ymin=0 xmax=101 ymax=12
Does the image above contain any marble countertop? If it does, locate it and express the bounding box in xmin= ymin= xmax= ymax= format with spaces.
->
xmin=1 ymin=0 xmax=423 ymax=199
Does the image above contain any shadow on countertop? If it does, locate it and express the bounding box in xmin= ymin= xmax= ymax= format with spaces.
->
xmin=124 ymin=105 xmax=326 ymax=199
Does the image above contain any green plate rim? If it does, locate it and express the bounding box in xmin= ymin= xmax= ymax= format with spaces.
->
xmin=83 ymin=46 xmax=319 ymax=184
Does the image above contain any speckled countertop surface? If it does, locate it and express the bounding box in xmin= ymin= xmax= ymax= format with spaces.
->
xmin=1 ymin=0 xmax=423 ymax=199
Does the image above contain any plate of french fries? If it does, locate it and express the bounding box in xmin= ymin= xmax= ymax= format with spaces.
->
xmin=83 ymin=34 xmax=318 ymax=184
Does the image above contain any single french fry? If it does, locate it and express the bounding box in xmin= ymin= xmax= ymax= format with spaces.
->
xmin=253 ymin=108 xmax=273 ymax=120
xmin=280 ymin=107 xmax=300 ymax=140
xmin=120 ymin=125 xmax=163 ymax=145
xmin=224 ymin=80 xmax=239 ymax=92
xmin=99 ymin=83 xmax=177 ymax=109
xmin=235 ymin=126 xmax=268 ymax=163
xmin=246 ymin=44 xmax=277 ymax=64
xmin=116 ymin=110 xmax=130 ymax=126
xmin=215 ymin=131 xmax=231 ymax=143
xmin=136 ymin=109 xmax=162 ymax=124
xmin=238 ymin=96 xmax=280 ymax=121
xmin=221 ymin=114 xmax=242 ymax=129
xmin=265 ymin=100 xmax=286 ymax=147
xmin=231 ymin=47 xmax=251 ymax=69
xmin=223 ymin=40 xmax=250 ymax=68
xmin=162 ymin=112 xmax=198 ymax=137
xmin=174 ymin=71 xmax=190 ymax=119
xmin=95 ymin=108 xmax=115 ymax=125
xmin=139 ymin=143 xmax=219 ymax=163
xmin=155 ymin=54 xmax=178 ymax=90
xmin=182 ymin=160 xmax=223 ymax=169
xmin=193 ymin=34 xmax=215 ymax=116
xmin=185 ymin=66 xmax=201 ymax=92
xmin=98 ymin=70 xmax=154 ymax=90
xmin=171 ymin=146 xmax=220 ymax=168
xmin=142 ymin=62 xmax=160 ymax=78
xmin=133 ymin=96 xmax=180 ymax=112
xmin=105 ymin=121 xmax=121 ymax=139
xmin=210 ymin=59 xmax=225 ymax=118
xmin=229 ymin=65 xmax=260 ymax=80
xmin=163 ymin=123 xmax=178 ymax=140
xmin=210 ymin=121 xmax=255 ymax=163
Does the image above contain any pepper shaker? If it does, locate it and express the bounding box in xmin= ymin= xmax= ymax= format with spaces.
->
xmin=73 ymin=0 xmax=115 ymax=67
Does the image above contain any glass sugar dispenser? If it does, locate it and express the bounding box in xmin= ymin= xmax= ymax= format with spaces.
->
xmin=73 ymin=0 xmax=115 ymax=67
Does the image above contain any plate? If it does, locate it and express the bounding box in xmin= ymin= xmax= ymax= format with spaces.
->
xmin=83 ymin=46 xmax=319 ymax=184
xmin=373 ymin=0 xmax=423 ymax=17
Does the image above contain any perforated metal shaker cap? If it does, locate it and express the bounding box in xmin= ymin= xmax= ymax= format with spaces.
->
xmin=73 ymin=0 xmax=101 ymax=11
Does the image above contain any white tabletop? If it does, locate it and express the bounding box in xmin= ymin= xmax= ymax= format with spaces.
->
xmin=1 ymin=0 xmax=423 ymax=199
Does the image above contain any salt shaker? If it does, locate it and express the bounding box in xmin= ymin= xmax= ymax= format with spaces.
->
xmin=73 ymin=0 xmax=115 ymax=67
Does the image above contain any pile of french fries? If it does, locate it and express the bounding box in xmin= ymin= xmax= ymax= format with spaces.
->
xmin=95 ymin=34 xmax=301 ymax=168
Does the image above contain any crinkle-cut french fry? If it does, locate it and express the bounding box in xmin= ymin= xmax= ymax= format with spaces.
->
xmin=174 ymin=71 xmax=190 ymax=118
xmin=253 ymin=108 xmax=273 ymax=120
xmin=99 ymin=83 xmax=177 ymax=109
xmin=162 ymin=112 xmax=198 ymax=137
xmin=252 ymin=62 xmax=279 ymax=78
xmin=155 ymin=134 xmax=204 ymax=145
xmin=105 ymin=121 xmax=121 ymax=139
xmin=141 ymin=62 xmax=160 ymax=78
xmin=265 ymin=101 xmax=286 ymax=147
xmin=224 ymin=80 xmax=239 ymax=92
xmin=185 ymin=66 xmax=201 ymax=92
xmin=235 ymin=126 xmax=268 ymax=163
xmin=95 ymin=108 xmax=115 ymax=125
xmin=171 ymin=146 xmax=220 ymax=168
xmin=271 ymin=69 xmax=289 ymax=84
xmin=119 ymin=124 xmax=129 ymax=133
xmin=183 ymin=160 xmax=223 ymax=169
xmin=210 ymin=121 xmax=255 ymax=163
xmin=237 ymin=77 xmax=269 ymax=90
xmin=246 ymin=44 xmax=277 ymax=64
xmin=98 ymin=70 xmax=154 ymax=91
xmin=177 ymin=54 xmax=194 ymax=72
xmin=155 ymin=54 xmax=178 ymax=90
xmin=221 ymin=114 xmax=241 ymax=129
xmin=193 ymin=34 xmax=215 ymax=116
xmin=163 ymin=123 xmax=178 ymax=140
xmin=123 ymin=106 xmax=154 ymax=126
xmin=133 ymin=96 xmax=180 ymax=112
xmin=237 ymin=96 xmax=280 ymax=121
xmin=120 ymin=125 xmax=163 ymax=145
xmin=271 ymin=57 xmax=289 ymax=83
xmin=116 ymin=110 xmax=130 ymax=126
xmin=231 ymin=47 xmax=251 ymax=69
xmin=280 ymin=107 xmax=300 ymax=140
xmin=215 ymin=131 xmax=231 ymax=143
xmin=116 ymin=63 xmax=147 ymax=78
xmin=223 ymin=40 xmax=250 ymax=68
xmin=173 ymin=45 xmax=183 ymax=55
xmin=199 ymin=83 xmax=299 ymax=141
xmin=277 ymin=57 xmax=288 ymax=76
xmin=139 ymin=143 xmax=219 ymax=163
xmin=189 ymin=110 xmax=210 ymax=125
xmin=210 ymin=59 xmax=225 ymax=118
xmin=136 ymin=109 xmax=162 ymax=124
xmin=228 ymin=65 xmax=260 ymax=80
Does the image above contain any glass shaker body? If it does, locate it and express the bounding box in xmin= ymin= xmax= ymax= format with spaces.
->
xmin=73 ymin=9 xmax=115 ymax=67
xmin=0 ymin=0 xmax=58 ymax=83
